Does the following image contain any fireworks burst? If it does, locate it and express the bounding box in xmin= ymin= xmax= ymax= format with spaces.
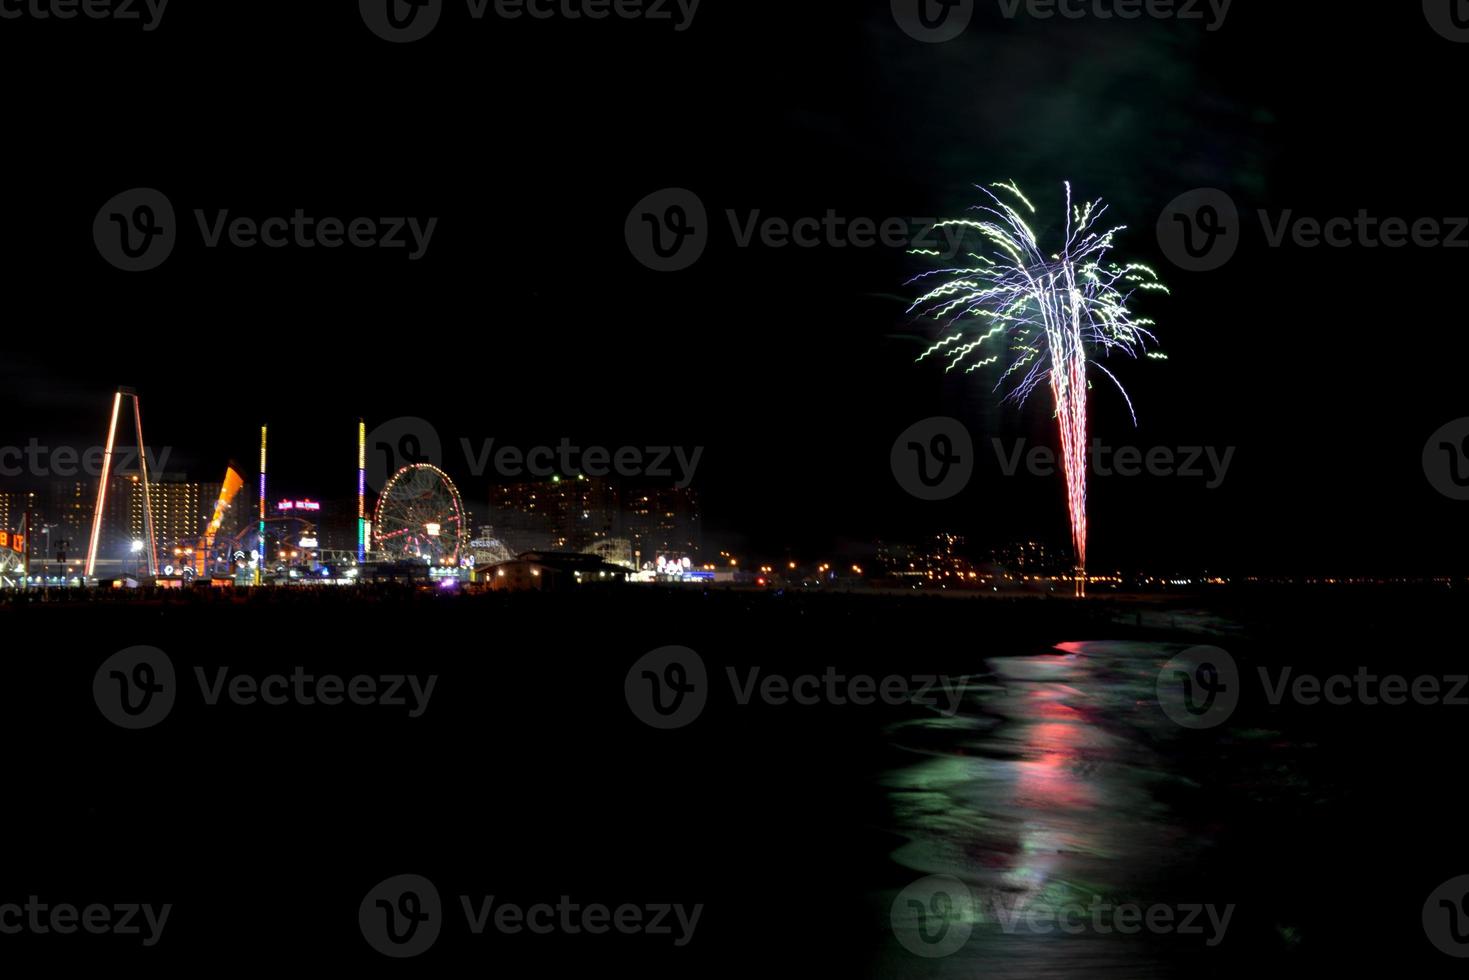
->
xmin=907 ymin=181 xmax=1167 ymax=596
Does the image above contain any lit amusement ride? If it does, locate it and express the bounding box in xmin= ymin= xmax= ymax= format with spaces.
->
xmin=373 ymin=463 xmax=468 ymax=568
xmin=76 ymin=389 xmax=469 ymax=584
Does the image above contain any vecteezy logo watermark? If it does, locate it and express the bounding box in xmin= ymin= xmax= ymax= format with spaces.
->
xmin=461 ymin=438 xmax=702 ymax=488
xmin=892 ymin=0 xmax=974 ymax=43
xmin=1160 ymin=187 xmax=1469 ymax=270
xmin=0 ymin=440 xmax=171 ymax=479
xmin=1156 ymin=645 xmax=1239 ymax=729
xmin=0 ymin=0 xmax=169 ymax=30
xmin=93 ymin=188 xmax=176 ymax=272
xmin=1158 ymin=646 xmax=1469 ymax=729
xmin=364 ymin=416 xmax=705 ymax=492
xmin=94 ymin=647 xmax=437 ymax=729
xmin=359 ymin=0 xmax=444 ymax=42
xmin=359 ymin=874 xmax=703 ymax=958
xmin=891 ymin=876 xmax=974 ymax=957
xmin=93 ymin=188 xmax=438 ymax=271
xmin=626 ymin=188 xmax=708 ymax=272
xmin=360 ymin=874 xmax=443 ymax=958
xmin=625 ymin=646 xmax=708 ymax=729
xmin=1157 ymin=188 xmax=1240 ymax=272
xmin=365 ymin=416 xmax=443 ymax=492
xmin=0 ymin=897 xmax=172 ymax=947
xmin=626 ymin=647 xmax=968 ymax=729
xmin=625 ymin=188 xmax=971 ymax=271
xmin=893 ymin=422 xmax=1231 ymax=496
xmin=891 ymin=417 xmax=975 ymax=501
xmin=891 ymin=875 xmax=1234 ymax=958
xmin=1424 ymin=875 xmax=1469 ymax=957
xmin=93 ymin=647 xmax=176 ymax=730
xmin=1424 ymin=0 xmax=1469 ymax=43
xmin=1424 ymin=417 xmax=1469 ymax=501
xmin=994 ymin=438 xmax=1236 ymax=489
xmin=360 ymin=0 xmax=701 ymax=43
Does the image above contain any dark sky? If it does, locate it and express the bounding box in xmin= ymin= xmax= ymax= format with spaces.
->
xmin=2 ymin=3 xmax=1465 ymax=573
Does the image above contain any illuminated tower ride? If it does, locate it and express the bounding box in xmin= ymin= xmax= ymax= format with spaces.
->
xmin=358 ymin=419 xmax=367 ymax=566
xmin=257 ymin=425 xmax=267 ymax=585
xmin=85 ymin=387 xmax=157 ymax=580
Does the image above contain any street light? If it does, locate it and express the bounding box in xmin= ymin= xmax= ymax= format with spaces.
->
xmin=39 ymin=523 xmax=57 ymax=596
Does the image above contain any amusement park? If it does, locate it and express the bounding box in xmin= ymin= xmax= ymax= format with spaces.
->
xmin=0 ymin=388 xmax=522 ymax=591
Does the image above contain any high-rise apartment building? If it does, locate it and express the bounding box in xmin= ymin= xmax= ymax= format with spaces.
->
xmin=624 ymin=486 xmax=701 ymax=568
xmin=488 ymin=475 xmax=620 ymax=554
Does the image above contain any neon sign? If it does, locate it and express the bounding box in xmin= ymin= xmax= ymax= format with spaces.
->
xmin=276 ymin=500 xmax=321 ymax=512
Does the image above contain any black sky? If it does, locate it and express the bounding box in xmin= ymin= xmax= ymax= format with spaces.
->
xmin=2 ymin=3 xmax=1465 ymax=573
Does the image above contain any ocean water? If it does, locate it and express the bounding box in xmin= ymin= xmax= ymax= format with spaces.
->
xmin=877 ymin=640 xmax=1260 ymax=978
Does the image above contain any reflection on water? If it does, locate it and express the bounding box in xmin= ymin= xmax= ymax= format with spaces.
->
xmin=879 ymin=641 xmax=1223 ymax=978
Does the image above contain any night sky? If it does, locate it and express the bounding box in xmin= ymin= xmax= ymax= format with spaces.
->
xmin=2 ymin=3 xmax=1465 ymax=573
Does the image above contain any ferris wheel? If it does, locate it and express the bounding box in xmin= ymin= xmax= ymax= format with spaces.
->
xmin=373 ymin=463 xmax=468 ymax=565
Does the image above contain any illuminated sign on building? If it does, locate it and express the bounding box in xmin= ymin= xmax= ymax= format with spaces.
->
xmin=276 ymin=500 xmax=321 ymax=512
xmin=0 ymin=532 xmax=23 ymax=553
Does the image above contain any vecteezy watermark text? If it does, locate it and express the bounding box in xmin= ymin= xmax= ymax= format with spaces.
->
xmin=624 ymin=188 xmax=969 ymax=271
xmin=995 ymin=0 xmax=1231 ymax=29
xmin=890 ymin=875 xmax=1233 ymax=958
xmin=359 ymin=0 xmax=701 ymax=43
xmin=889 ymin=418 xmax=1235 ymax=502
xmin=93 ymin=188 xmax=437 ymax=272
xmin=625 ymin=646 xmax=968 ymax=729
xmin=461 ymin=895 xmax=702 ymax=946
xmin=1258 ymin=667 xmax=1469 ymax=708
xmin=1156 ymin=645 xmax=1469 ymax=729
xmin=0 ymin=0 xmax=169 ymax=30
xmin=0 ymin=440 xmax=171 ymax=479
xmin=359 ymin=874 xmax=701 ymax=958
xmin=993 ymin=438 xmax=1235 ymax=489
xmin=364 ymin=416 xmax=703 ymax=492
xmin=983 ymin=891 xmax=1233 ymax=945
xmin=194 ymin=210 xmax=437 ymax=260
xmin=94 ymin=647 xmax=437 ymax=730
xmin=891 ymin=0 xmax=1229 ymax=43
xmin=0 ymin=897 xmax=172 ymax=946
xmin=1159 ymin=188 xmax=1469 ymax=271
xmin=460 ymin=438 xmax=701 ymax=487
